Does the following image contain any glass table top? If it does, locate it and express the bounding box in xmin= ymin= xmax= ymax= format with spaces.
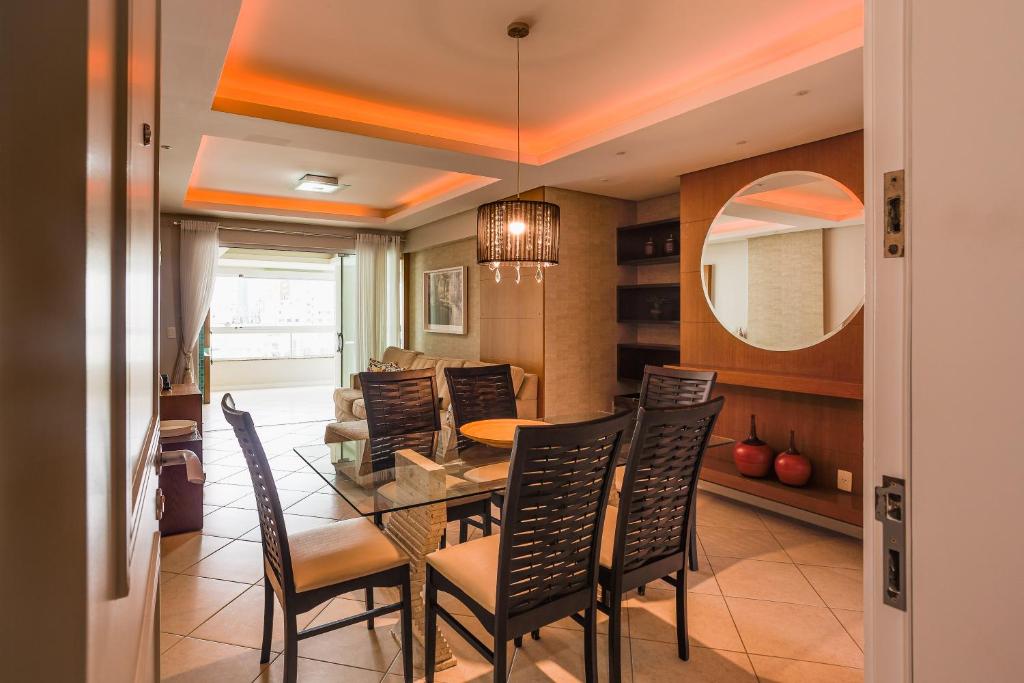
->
xmin=296 ymin=412 xmax=733 ymax=517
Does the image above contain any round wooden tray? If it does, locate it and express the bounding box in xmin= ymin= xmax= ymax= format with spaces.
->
xmin=159 ymin=419 xmax=197 ymax=438
xmin=459 ymin=418 xmax=548 ymax=448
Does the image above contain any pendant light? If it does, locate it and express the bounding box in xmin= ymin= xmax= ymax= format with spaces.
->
xmin=476 ymin=21 xmax=560 ymax=284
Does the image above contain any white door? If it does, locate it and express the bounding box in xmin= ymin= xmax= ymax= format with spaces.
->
xmin=865 ymin=1 xmax=1024 ymax=680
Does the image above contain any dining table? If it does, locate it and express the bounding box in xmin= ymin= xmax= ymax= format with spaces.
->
xmin=295 ymin=411 xmax=733 ymax=670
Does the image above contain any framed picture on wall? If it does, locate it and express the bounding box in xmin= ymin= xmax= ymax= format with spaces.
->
xmin=423 ymin=266 xmax=466 ymax=334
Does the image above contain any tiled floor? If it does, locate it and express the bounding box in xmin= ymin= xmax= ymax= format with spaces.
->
xmin=163 ymin=393 xmax=864 ymax=682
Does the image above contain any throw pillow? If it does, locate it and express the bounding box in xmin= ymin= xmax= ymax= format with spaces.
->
xmin=368 ymin=358 xmax=403 ymax=372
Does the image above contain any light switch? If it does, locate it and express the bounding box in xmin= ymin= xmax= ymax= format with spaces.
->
xmin=166 ymin=326 xmax=177 ymax=339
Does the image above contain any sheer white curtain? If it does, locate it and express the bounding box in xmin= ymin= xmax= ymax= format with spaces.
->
xmin=173 ymin=219 xmax=219 ymax=383
xmin=355 ymin=233 xmax=402 ymax=370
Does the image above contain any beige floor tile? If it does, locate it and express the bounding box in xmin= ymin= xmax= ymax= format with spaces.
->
xmin=202 ymin=463 xmax=246 ymax=484
xmin=509 ymin=626 xmax=630 ymax=682
xmin=202 ymin=482 xmax=250 ymax=507
xmin=297 ymin=597 xmax=401 ymax=672
xmin=385 ymin=613 xmax=515 ymax=682
xmin=749 ymin=654 xmax=864 ymax=682
xmin=227 ymin=487 xmax=309 ymax=511
xmin=709 ymin=557 xmax=824 ymax=606
xmin=798 ymin=565 xmax=863 ymax=611
xmin=757 ymin=511 xmax=830 ymax=537
xmin=725 ymin=597 xmax=863 ymax=668
xmin=159 ymin=574 xmax=249 ymax=635
xmin=183 ymin=539 xmax=265 ymax=584
xmin=202 ymin=506 xmax=261 ymax=539
xmin=774 ymin=532 xmax=862 ymax=570
xmin=698 ymin=527 xmax=790 ymax=563
xmin=191 ymin=584 xmax=324 ymax=653
xmin=697 ymin=493 xmax=769 ymax=531
xmin=626 ymin=588 xmax=744 ymax=652
xmin=545 ymin=598 xmax=622 ymax=636
xmin=630 ymin=640 xmax=756 ymax=682
xmin=285 ymin=491 xmax=360 ymax=520
xmin=832 ymin=609 xmax=864 ymax=650
xmin=160 ymin=532 xmax=232 ymax=573
xmin=254 ymin=655 xmax=386 ymax=682
xmin=159 ymin=636 xmax=272 ymax=682
xmin=160 ymin=632 xmax=183 ymax=654
xmin=241 ymin=513 xmax=333 ymax=541
xmin=274 ymin=471 xmax=329 ymax=492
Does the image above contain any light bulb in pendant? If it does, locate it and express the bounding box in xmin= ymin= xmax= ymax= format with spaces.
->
xmin=514 ymin=264 xmax=522 ymax=284
xmin=508 ymin=220 xmax=526 ymax=236
xmin=494 ymin=266 xmax=502 ymax=283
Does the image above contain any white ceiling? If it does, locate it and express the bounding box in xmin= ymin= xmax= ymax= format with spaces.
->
xmin=160 ymin=0 xmax=864 ymax=231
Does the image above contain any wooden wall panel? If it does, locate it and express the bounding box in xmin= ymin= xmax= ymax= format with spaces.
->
xmin=679 ymin=131 xmax=865 ymax=524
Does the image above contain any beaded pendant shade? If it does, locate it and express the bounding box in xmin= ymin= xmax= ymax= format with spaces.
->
xmin=476 ymin=21 xmax=560 ymax=284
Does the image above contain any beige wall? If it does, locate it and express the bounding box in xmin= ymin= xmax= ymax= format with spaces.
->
xmin=544 ymin=188 xmax=636 ymax=413
xmin=406 ymin=237 xmax=481 ymax=360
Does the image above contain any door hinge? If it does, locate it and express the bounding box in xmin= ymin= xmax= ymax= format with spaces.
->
xmin=155 ymin=487 xmax=166 ymax=521
xmin=883 ymin=170 xmax=905 ymax=258
xmin=874 ymin=476 xmax=907 ymax=610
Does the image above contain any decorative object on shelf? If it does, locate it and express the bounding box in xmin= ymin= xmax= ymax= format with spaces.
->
xmin=648 ymin=295 xmax=669 ymax=320
xmin=476 ymin=21 xmax=559 ymax=285
xmin=643 ymin=236 xmax=656 ymax=257
xmin=664 ymin=233 xmax=675 ymax=255
xmin=774 ymin=430 xmax=813 ymax=486
xmin=733 ymin=414 xmax=774 ymax=477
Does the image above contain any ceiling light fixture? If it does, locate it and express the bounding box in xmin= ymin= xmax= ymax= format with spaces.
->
xmin=476 ymin=21 xmax=559 ymax=284
xmin=296 ymin=173 xmax=343 ymax=193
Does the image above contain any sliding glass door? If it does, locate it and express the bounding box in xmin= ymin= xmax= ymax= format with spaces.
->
xmin=334 ymin=254 xmax=358 ymax=387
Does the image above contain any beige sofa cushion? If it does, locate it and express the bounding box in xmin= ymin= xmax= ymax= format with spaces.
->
xmin=352 ymin=398 xmax=367 ymax=420
xmin=333 ymin=387 xmax=363 ymax=422
xmin=324 ymin=420 xmax=369 ymax=443
xmin=382 ymin=346 xmax=422 ymax=369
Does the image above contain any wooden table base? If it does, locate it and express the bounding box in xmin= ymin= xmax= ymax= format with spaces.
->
xmin=383 ymin=501 xmax=457 ymax=671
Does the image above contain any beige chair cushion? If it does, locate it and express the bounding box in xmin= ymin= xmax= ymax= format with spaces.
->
xmin=599 ymin=507 xmax=619 ymax=569
xmin=377 ymin=475 xmax=471 ymax=503
xmin=269 ymin=517 xmax=408 ymax=594
xmin=426 ymin=533 xmax=500 ymax=612
xmin=463 ymin=462 xmax=510 ymax=484
xmin=614 ymin=465 xmax=625 ymax=493
xmin=324 ymin=420 xmax=369 ymax=444
xmin=383 ymin=346 xmax=422 ymax=368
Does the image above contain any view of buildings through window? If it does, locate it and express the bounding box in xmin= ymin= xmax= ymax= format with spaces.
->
xmin=210 ymin=272 xmax=335 ymax=361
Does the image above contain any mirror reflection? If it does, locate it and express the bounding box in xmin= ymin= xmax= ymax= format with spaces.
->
xmin=701 ymin=171 xmax=864 ymax=351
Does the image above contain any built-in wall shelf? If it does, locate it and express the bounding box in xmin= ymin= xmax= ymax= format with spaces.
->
xmin=669 ymin=365 xmax=863 ymax=400
xmin=617 ymin=343 xmax=681 ymax=382
xmin=617 ymin=283 xmax=680 ymax=325
xmin=701 ymin=450 xmax=863 ymax=527
xmin=617 ymin=219 xmax=681 ymax=265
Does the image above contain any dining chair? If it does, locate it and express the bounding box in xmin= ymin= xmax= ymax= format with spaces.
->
xmin=423 ymin=411 xmax=633 ymax=683
xmin=444 ymin=364 xmax=518 ymax=520
xmin=221 ymin=394 xmax=414 ymax=683
xmin=599 ymin=398 xmax=725 ymax=681
xmin=360 ymin=368 xmax=492 ymax=545
xmin=632 ymin=365 xmax=717 ymax=572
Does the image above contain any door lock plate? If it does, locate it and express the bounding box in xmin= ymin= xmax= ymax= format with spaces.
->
xmin=874 ymin=476 xmax=907 ymax=610
xmin=883 ymin=170 xmax=905 ymax=258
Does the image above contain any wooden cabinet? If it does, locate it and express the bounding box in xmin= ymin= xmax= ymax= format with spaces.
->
xmin=159 ymin=384 xmax=204 ymax=535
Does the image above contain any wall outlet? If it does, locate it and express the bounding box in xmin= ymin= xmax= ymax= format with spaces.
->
xmin=837 ymin=469 xmax=854 ymax=493
xmin=166 ymin=326 xmax=177 ymax=339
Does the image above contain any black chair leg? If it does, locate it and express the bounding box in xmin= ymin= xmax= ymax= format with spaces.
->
xmin=260 ymin=578 xmax=274 ymax=664
xmin=675 ymin=569 xmax=690 ymax=661
xmin=583 ymin=607 xmax=598 ymax=683
xmin=424 ymin=569 xmax=438 ymax=683
xmin=514 ymin=636 xmax=523 ymax=647
xmin=365 ymin=587 xmax=375 ymax=629
xmin=482 ymin=510 xmax=493 ymax=536
xmin=637 ymin=585 xmax=646 ymax=596
xmin=494 ymin=629 xmax=508 ymax=683
xmin=283 ymin=612 xmax=298 ymax=683
xmin=374 ymin=511 xmax=384 ymax=529
xmin=439 ymin=528 xmax=447 ymax=549
xmin=608 ymin=591 xmax=623 ymax=683
xmin=688 ymin=523 xmax=699 ymax=571
xmin=531 ymin=629 xmax=540 ymax=640
xmin=400 ymin=571 xmax=414 ymax=683
xmin=459 ymin=519 xmax=469 ymax=543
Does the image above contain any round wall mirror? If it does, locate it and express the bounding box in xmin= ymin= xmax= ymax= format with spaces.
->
xmin=700 ymin=171 xmax=864 ymax=351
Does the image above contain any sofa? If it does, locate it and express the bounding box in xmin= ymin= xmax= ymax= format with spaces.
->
xmin=324 ymin=346 xmax=538 ymax=445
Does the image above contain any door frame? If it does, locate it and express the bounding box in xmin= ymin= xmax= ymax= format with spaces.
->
xmin=863 ymin=0 xmax=913 ymax=679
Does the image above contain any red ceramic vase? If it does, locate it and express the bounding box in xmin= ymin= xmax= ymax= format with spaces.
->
xmin=775 ymin=430 xmax=812 ymax=486
xmin=733 ymin=414 xmax=774 ymax=478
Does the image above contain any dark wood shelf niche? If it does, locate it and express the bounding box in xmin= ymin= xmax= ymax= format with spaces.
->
xmin=616 ymin=219 xmax=681 ymax=265
xmin=617 ymin=284 xmax=680 ymax=324
xmin=617 ymin=343 xmax=680 ymax=382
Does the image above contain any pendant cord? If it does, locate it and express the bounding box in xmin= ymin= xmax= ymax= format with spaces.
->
xmin=515 ymin=36 xmax=521 ymax=199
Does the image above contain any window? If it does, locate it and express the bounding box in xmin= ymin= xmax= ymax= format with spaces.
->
xmin=210 ymin=269 xmax=335 ymax=361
